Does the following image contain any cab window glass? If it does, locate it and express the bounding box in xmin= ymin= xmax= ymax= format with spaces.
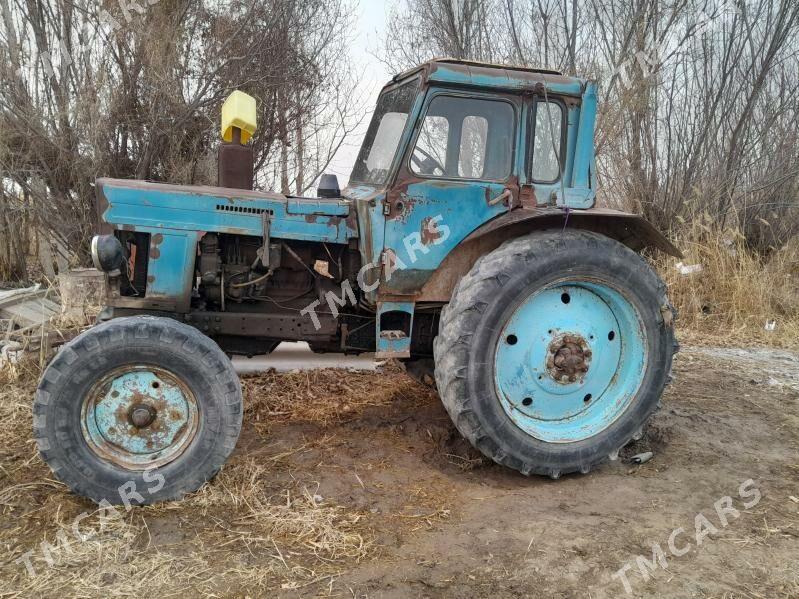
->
xmin=365 ymin=112 xmax=408 ymax=174
xmin=411 ymin=96 xmax=513 ymax=180
xmin=413 ymin=116 xmax=449 ymax=177
xmin=458 ymin=116 xmax=489 ymax=178
xmin=530 ymin=101 xmax=564 ymax=182
xmin=350 ymin=79 xmax=419 ymax=185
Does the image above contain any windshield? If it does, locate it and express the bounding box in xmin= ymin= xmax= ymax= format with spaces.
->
xmin=349 ymin=79 xmax=419 ymax=185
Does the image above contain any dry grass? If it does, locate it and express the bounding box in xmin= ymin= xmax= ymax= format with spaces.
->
xmin=0 ymin=354 xmax=450 ymax=596
xmin=1 ymin=230 xmax=797 ymax=594
xmin=241 ymin=362 xmax=434 ymax=428
xmin=656 ymin=219 xmax=799 ymax=348
xmin=0 ymin=362 xmax=393 ymax=597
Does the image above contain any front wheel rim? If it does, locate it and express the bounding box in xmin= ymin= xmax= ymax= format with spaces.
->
xmin=81 ymin=365 xmax=200 ymax=470
xmin=493 ymin=280 xmax=647 ymax=443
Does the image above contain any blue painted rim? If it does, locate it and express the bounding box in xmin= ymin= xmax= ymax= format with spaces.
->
xmin=81 ymin=366 xmax=199 ymax=470
xmin=493 ymin=280 xmax=647 ymax=443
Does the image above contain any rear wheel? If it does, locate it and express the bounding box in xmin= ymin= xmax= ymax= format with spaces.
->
xmin=434 ymin=230 xmax=677 ymax=478
xmin=34 ymin=316 xmax=242 ymax=504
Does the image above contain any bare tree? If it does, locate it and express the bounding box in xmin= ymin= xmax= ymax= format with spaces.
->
xmin=0 ymin=0 xmax=362 ymax=279
xmin=381 ymin=0 xmax=799 ymax=249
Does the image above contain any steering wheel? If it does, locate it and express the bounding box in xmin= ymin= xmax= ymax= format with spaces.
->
xmin=411 ymin=146 xmax=445 ymax=176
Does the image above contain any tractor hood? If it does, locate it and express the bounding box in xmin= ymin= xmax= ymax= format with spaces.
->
xmin=95 ymin=178 xmax=357 ymax=244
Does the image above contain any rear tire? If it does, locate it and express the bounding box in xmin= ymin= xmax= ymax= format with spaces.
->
xmin=433 ymin=230 xmax=677 ymax=478
xmin=34 ymin=316 xmax=242 ymax=504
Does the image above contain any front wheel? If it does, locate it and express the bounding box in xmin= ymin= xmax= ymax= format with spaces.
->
xmin=34 ymin=316 xmax=243 ymax=504
xmin=434 ymin=230 xmax=677 ymax=478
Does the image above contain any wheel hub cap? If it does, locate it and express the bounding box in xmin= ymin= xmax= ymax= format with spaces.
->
xmin=129 ymin=404 xmax=157 ymax=428
xmin=493 ymin=282 xmax=647 ymax=443
xmin=81 ymin=366 xmax=199 ymax=470
xmin=547 ymin=334 xmax=592 ymax=383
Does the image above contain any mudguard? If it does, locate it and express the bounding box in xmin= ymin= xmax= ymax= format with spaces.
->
xmin=417 ymin=206 xmax=681 ymax=302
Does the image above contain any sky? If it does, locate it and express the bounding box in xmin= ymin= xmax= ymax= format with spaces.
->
xmin=325 ymin=1 xmax=392 ymax=187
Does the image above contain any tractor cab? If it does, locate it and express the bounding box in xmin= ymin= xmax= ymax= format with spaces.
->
xmin=344 ymin=60 xmax=600 ymax=303
xmin=347 ymin=58 xmax=596 ymax=210
xmin=342 ymin=59 xmax=663 ymax=357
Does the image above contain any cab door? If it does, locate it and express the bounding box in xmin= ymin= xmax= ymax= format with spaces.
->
xmin=381 ymin=91 xmax=521 ymax=296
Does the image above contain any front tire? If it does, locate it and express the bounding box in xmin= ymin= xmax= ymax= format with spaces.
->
xmin=34 ymin=316 xmax=242 ymax=504
xmin=434 ymin=230 xmax=677 ymax=478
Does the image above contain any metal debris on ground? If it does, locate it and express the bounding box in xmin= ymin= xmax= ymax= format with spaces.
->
xmin=1 ymin=271 xmax=102 ymax=363
xmin=0 ymin=284 xmax=61 ymax=361
xmin=675 ymin=261 xmax=703 ymax=275
xmin=629 ymin=451 xmax=654 ymax=464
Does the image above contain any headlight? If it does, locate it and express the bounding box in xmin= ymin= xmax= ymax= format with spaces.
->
xmin=91 ymin=234 xmax=125 ymax=276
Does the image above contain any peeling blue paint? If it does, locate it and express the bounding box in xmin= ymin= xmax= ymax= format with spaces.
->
xmin=427 ymin=63 xmax=585 ymax=96
xmin=143 ymin=229 xmax=198 ymax=305
xmin=493 ymin=281 xmax=646 ymax=443
xmin=100 ymin=179 xmax=356 ymax=243
xmin=375 ymin=301 xmax=414 ymax=358
xmin=82 ymin=367 xmax=199 ymax=469
xmin=382 ymin=179 xmax=507 ymax=295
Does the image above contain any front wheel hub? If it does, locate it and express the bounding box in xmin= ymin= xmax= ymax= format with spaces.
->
xmin=81 ymin=366 xmax=199 ymax=470
xmin=129 ymin=404 xmax=157 ymax=428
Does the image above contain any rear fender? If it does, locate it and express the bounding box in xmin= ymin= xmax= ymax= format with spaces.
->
xmin=416 ymin=207 xmax=681 ymax=302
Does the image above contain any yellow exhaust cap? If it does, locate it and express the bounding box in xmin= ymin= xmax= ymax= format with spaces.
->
xmin=221 ymin=91 xmax=257 ymax=143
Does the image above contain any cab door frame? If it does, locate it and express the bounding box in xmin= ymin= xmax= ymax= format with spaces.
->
xmin=380 ymin=86 xmax=525 ymax=298
xmin=373 ymin=86 xmax=524 ymax=358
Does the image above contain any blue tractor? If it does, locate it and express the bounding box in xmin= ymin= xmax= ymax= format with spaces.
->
xmin=35 ymin=59 xmax=679 ymax=504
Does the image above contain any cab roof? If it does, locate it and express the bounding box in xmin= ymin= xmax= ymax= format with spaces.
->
xmin=389 ymin=58 xmax=586 ymax=96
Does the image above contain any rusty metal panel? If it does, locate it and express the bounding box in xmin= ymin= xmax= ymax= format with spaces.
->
xmin=375 ymin=301 xmax=414 ymax=358
xmin=98 ymin=178 xmax=357 ymax=244
xmin=141 ymin=229 xmax=198 ymax=312
xmin=462 ymin=206 xmax=682 ymax=256
xmin=416 ymin=206 xmax=683 ymax=302
xmin=345 ymin=184 xmax=387 ymax=305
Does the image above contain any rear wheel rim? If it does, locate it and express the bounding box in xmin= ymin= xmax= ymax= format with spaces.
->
xmin=493 ymin=280 xmax=647 ymax=443
xmin=81 ymin=365 xmax=199 ymax=470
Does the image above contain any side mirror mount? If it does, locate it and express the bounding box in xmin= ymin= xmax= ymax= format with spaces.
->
xmin=317 ymin=173 xmax=340 ymax=198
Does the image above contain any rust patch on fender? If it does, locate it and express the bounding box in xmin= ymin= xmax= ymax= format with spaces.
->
xmin=520 ymin=184 xmax=537 ymax=208
xmin=150 ymin=233 xmax=163 ymax=259
xmin=420 ymin=216 xmax=443 ymax=245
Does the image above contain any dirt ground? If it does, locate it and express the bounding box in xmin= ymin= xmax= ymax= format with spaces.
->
xmin=1 ymin=343 xmax=798 ymax=598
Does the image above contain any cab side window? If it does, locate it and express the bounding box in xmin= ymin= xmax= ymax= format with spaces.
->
xmin=411 ymin=96 xmax=514 ymax=181
xmin=530 ymin=100 xmax=564 ymax=182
